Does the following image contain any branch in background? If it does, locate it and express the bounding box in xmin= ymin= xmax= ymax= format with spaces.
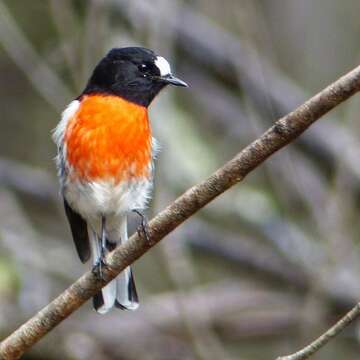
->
xmin=0 ymin=1 xmax=72 ymax=111
xmin=1 ymin=60 xmax=360 ymax=359
xmin=186 ymin=222 xmax=309 ymax=291
xmin=0 ymin=282 xmax=300 ymax=360
xmin=276 ymin=303 xmax=360 ymax=360
xmin=49 ymin=0 xmax=82 ymax=90
xmin=0 ymin=158 xmax=57 ymax=202
xmin=161 ymin=232 xmax=234 ymax=360
xmin=78 ymin=281 xmax=301 ymax=341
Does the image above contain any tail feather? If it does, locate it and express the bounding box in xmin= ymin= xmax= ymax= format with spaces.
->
xmin=115 ymin=218 xmax=139 ymax=310
xmin=89 ymin=216 xmax=140 ymax=314
xmin=115 ymin=267 xmax=139 ymax=310
xmin=89 ymin=227 xmax=116 ymax=314
xmin=93 ymin=278 xmax=117 ymax=314
xmin=93 ymin=291 xmax=104 ymax=311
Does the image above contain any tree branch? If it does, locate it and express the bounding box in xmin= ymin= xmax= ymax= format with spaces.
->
xmin=1 ymin=64 xmax=360 ymax=359
xmin=276 ymin=303 xmax=360 ymax=360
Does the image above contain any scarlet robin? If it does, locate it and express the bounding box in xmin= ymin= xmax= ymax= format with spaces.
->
xmin=53 ymin=47 xmax=187 ymax=313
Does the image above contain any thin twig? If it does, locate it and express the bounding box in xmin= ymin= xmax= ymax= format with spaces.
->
xmin=276 ymin=303 xmax=360 ymax=360
xmin=1 ymin=62 xmax=360 ymax=360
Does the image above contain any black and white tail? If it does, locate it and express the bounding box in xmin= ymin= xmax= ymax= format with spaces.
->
xmin=90 ymin=218 xmax=139 ymax=314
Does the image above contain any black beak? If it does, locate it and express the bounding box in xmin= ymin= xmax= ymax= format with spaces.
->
xmin=161 ymin=74 xmax=188 ymax=87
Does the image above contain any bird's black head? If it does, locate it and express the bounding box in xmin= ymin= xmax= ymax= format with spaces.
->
xmin=82 ymin=47 xmax=188 ymax=107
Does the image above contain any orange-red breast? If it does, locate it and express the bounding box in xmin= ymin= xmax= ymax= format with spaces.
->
xmin=53 ymin=47 xmax=187 ymax=313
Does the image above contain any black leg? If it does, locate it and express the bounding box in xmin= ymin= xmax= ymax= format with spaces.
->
xmin=132 ymin=209 xmax=150 ymax=243
xmin=92 ymin=216 xmax=108 ymax=279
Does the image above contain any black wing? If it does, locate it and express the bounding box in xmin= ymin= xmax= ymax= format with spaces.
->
xmin=64 ymin=199 xmax=91 ymax=263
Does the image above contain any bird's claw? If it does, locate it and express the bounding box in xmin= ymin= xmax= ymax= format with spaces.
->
xmin=133 ymin=210 xmax=150 ymax=244
xmin=92 ymin=254 xmax=108 ymax=279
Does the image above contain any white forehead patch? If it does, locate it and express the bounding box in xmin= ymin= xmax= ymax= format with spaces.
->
xmin=154 ymin=56 xmax=171 ymax=76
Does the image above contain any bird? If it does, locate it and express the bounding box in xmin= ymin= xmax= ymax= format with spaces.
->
xmin=52 ymin=47 xmax=188 ymax=314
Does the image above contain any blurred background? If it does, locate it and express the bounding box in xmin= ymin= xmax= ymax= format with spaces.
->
xmin=1 ymin=1 xmax=360 ymax=359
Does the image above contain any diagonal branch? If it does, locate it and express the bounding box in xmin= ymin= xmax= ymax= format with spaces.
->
xmin=276 ymin=303 xmax=360 ymax=360
xmin=1 ymin=64 xmax=360 ymax=360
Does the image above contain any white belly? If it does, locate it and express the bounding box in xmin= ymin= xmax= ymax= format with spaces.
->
xmin=63 ymin=178 xmax=153 ymax=221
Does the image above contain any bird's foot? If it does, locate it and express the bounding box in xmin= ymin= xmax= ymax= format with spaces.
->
xmin=92 ymin=252 xmax=108 ymax=279
xmin=133 ymin=209 xmax=150 ymax=244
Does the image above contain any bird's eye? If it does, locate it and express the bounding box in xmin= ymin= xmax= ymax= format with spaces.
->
xmin=139 ymin=64 xmax=147 ymax=71
xmin=138 ymin=63 xmax=150 ymax=78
